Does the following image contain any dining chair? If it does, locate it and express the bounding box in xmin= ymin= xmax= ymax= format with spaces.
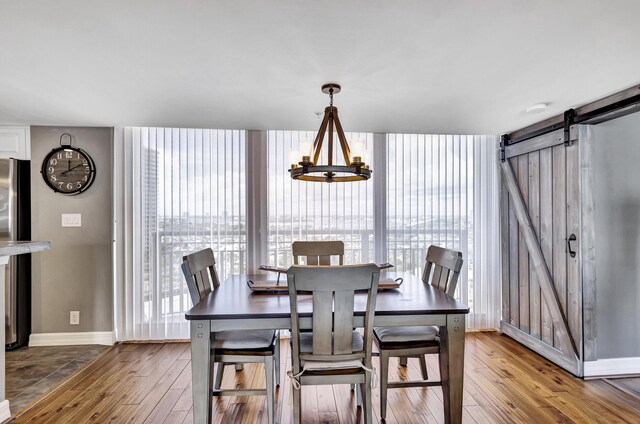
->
xmin=181 ymin=248 xmax=280 ymax=424
xmin=292 ymin=240 xmax=366 ymax=393
xmin=287 ymin=264 xmax=380 ymax=424
xmin=292 ymin=240 xmax=344 ymax=265
xmin=373 ymin=245 xmax=463 ymax=421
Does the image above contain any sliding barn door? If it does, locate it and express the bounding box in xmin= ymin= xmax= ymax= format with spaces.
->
xmin=500 ymin=129 xmax=583 ymax=376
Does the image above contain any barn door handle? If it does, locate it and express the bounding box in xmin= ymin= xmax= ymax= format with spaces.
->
xmin=567 ymin=234 xmax=577 ymax=258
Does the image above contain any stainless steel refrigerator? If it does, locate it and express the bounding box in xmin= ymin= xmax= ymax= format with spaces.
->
xmin=0 ymin=159 xmax=31 ymax=350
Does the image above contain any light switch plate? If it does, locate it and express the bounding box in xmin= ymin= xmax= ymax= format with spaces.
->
xmin=62 ymin=214 xmax=81 ymax=227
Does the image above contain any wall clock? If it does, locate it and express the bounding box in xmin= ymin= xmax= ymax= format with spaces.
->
xmin=41 ymin=133 xmax=96 ymax=195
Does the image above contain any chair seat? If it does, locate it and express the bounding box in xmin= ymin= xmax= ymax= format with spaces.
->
xmin=212 ymin=329 xmax=277 ymax=353
xmin=374 ymin=326 xmax=439 ymax=344
xmin=299 ymin=330 xmax=363 ymax=354
xmin=299 ymin=359 xmax=366 ymax=377
xmin=300 ymin=367 xmax=364 ymax=376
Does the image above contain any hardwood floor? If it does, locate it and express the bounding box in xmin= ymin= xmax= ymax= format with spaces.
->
xmin=11 ymin=332 xmax=640 ymax=423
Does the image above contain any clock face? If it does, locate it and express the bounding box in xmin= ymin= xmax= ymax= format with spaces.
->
xmin=41 ymin=147 xmax=96 ymax=195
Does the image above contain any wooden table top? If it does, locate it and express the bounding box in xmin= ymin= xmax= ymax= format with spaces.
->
xmin=186 ymin=272 xmax=469 ymax=320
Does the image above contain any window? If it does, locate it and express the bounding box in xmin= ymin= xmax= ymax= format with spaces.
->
xmin=115 ymin=127 xmax=246 ymax=340
xmin=387 ymin=133 xmax=472 ymax=301
xmin=386 ymin=133 xmax=499 ymax=328
xmin=115 ymin=128 xmax=499 ymax=340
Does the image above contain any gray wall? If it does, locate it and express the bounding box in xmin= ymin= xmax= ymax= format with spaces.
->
xmin=30 ymin=126 xmax=112 ymax=334
xmin=591 ymin=113 xmax=640 ymax=359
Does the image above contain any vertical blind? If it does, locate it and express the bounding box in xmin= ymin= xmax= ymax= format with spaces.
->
xmin=114 ymin=127 xmax=246 ymax=340
xmin=386 ymin=134 xmax=500 ymax=328
xmin=114 ymin=128 xmax=500 ymax=340
xmin=267 ymin=130 xmax=374 ymax=267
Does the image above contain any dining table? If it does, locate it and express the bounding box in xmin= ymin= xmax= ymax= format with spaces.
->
xmin=185 ymin=271 xmax=470 ymax=424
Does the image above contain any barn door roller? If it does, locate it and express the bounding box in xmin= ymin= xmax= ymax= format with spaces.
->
xmin=500 ymin=108 xmax=575 ymax=161
xmin=564 ymin=109 xmax=575 ymax=146
xmin=500 ymin=134 xmax=509 ymax=162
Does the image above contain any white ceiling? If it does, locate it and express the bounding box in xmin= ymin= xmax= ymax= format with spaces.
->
xmin=1 ymin=0 xmax=639 ymax=134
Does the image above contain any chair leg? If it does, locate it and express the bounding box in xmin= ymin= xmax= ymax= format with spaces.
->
xmin=264 ymin=356 xmax=274 ymax=424
xmin=379 ymin=351 xmax=390 ymax=421
xmin=214 ymin=362 xmax=225 ymax=390
xmin=235 ymin=363 xmax=244 ymax=371
xmin=209 ymin=359 xmax=216 ymax=393
xmin=275 ymin=334 xmax=281 ymax=387
xmin=399 ymin=356 xmax=408 ymax=366
xmin=350 ymin=383 xmax=355 ymax=391
xmin=293 ymin=383 xmax=302 ymax=424
xmin=356 ymin=382 xmax=362 ymax=407
xmin=419 ymin=355 xmax=429 ymax=380
xmin=363 ymin=374 xmax=373 ymax=424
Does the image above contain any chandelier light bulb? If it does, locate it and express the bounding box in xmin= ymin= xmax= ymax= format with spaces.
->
xmin=289 ymin=149 xmax=300 ymax=167
xmin=361 ymin=147 xmax=370 ymax=165
xmin=351 ymin=140 xmax=365 ymax=161
xmin=299 ymin=140 xmax=313 ymax=158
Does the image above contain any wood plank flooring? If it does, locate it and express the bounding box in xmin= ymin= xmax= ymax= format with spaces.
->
xmin=11 ymin=332 xmax=640 ymax=423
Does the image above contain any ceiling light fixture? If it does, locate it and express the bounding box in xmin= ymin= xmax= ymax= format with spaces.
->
xmin=526 ymin=103 xmax=548 ymax=114
xmin=289 ymin=84 xmax=371 ymax=183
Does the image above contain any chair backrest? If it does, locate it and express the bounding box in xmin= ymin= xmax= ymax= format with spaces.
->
xmin=287 ymin=264 xmax=380 ymax=372
xmin=181 ymin=248 xmax=220 ymax=305
xmin=421 ymin=245 xmax=464 ymax=297
xmin=292 ymin=240 xmax=344 ymax=265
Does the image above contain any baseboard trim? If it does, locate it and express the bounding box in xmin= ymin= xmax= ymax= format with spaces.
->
xmin=29 ymin=331 xmax=116 ymax=347
xmin=0 ymin=400 xmax=11 ymax=423
xmin=584 ymin=357 xmax=640 ymax=378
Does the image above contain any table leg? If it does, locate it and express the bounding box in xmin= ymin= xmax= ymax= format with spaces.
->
xmin=191 ymin=320 xmax=212 ymax=424
xmin=439 ymin=314 xmax=465 ymax=424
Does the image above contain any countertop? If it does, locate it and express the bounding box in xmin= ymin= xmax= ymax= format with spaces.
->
xmin=0 ymin=241 xmax=51 ymax=256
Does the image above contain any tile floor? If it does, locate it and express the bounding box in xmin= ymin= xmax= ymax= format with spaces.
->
xmin=605 ymin=377 xmax=640 ymax=401
xmin=6 ymin=344 xmax=109 ymax=414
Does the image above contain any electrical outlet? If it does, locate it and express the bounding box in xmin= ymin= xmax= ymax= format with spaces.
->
xmin=70 ymin=311 xmax=80 ymax=325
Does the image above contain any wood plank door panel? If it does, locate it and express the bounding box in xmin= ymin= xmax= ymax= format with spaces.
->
xmin=539 ymin=147 xmax=554 ymax=347
xmin=500 ymin=129 xmax=582 ymax=376
xmin=528 ymin=150 xmax=541 ymax=340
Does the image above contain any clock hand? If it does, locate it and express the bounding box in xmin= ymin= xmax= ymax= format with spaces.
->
xmin=61 ymin=163 xmax=83 ymax=175
xmin=68 ymin=160 xmax=71 ymax=171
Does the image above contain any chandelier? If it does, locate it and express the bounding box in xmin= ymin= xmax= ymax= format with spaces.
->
xmin=288 ymin=83 xmax=371 ymax=183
